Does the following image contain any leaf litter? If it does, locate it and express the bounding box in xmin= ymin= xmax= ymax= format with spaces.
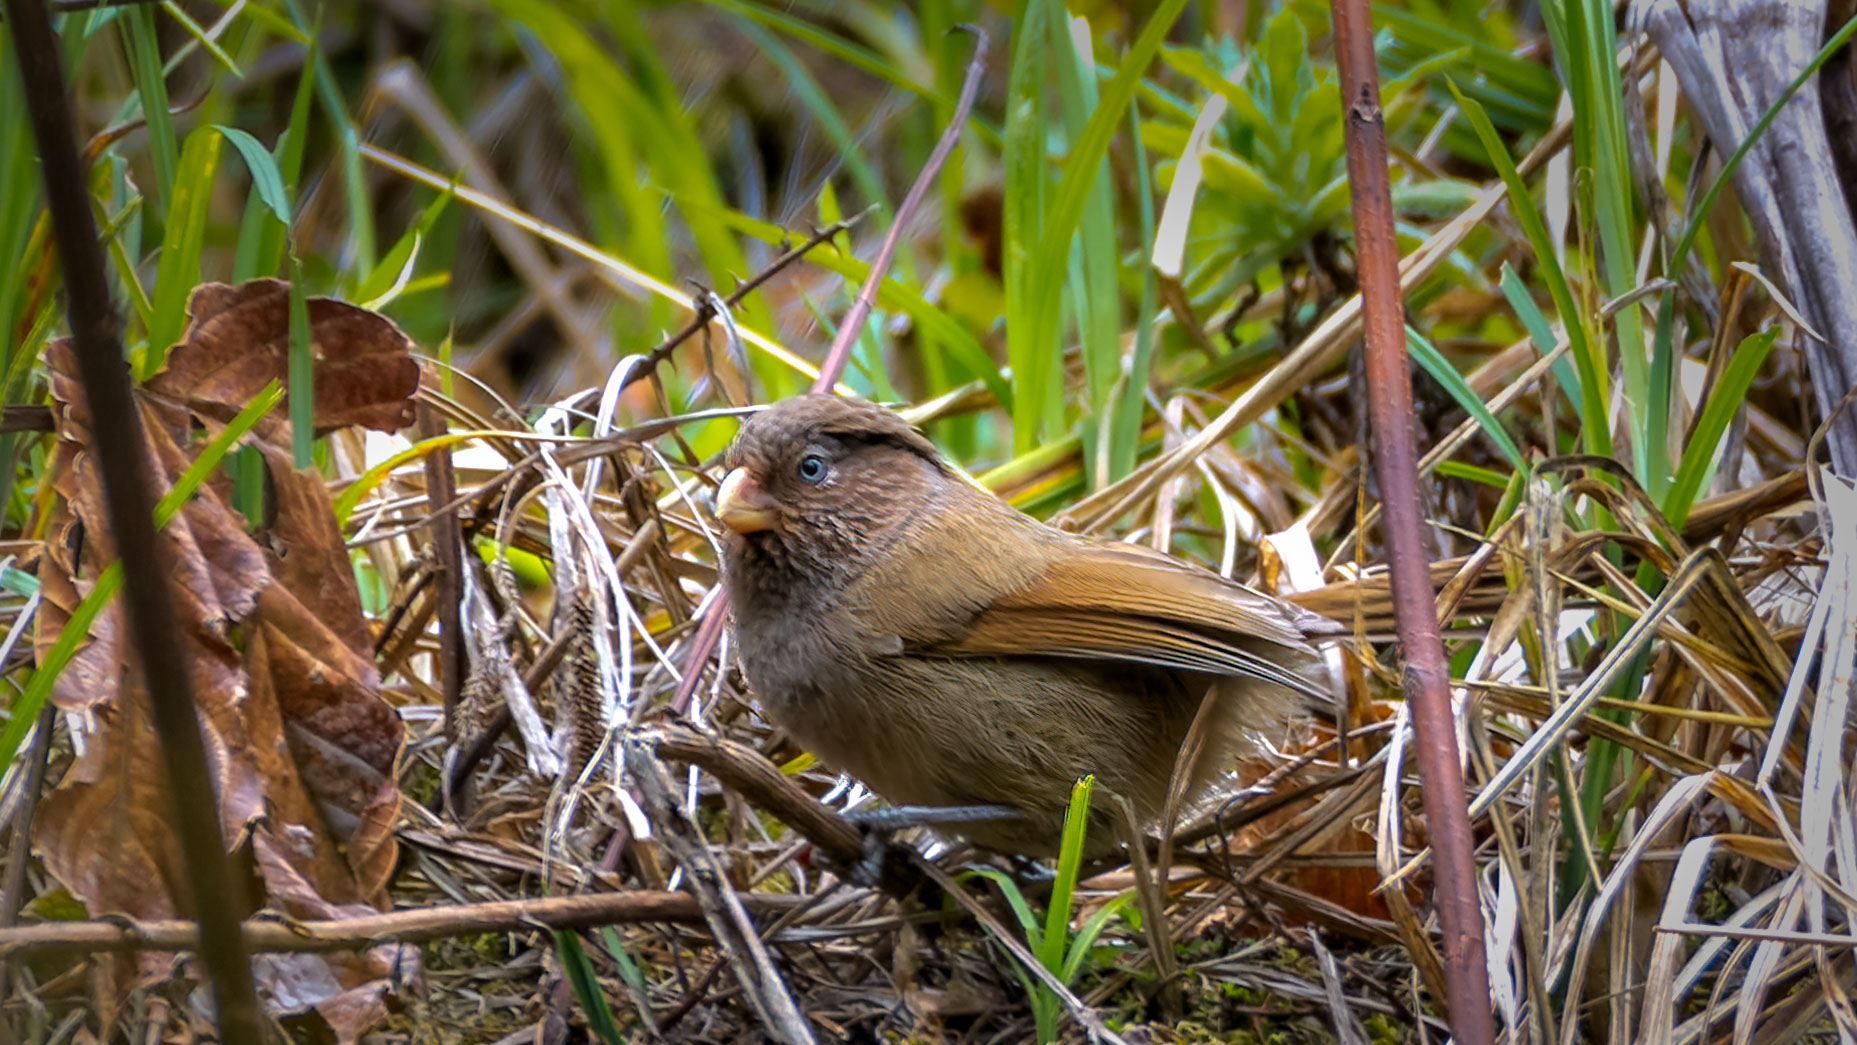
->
xmin=31 ymin=280 xmax=417 ymax=1040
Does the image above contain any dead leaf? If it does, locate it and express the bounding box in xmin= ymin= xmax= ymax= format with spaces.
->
xmin=32 ymin=281 xmax=420 ymax=1042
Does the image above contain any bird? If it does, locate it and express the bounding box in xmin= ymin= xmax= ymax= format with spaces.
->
xmin=713 ymin=394 xmax=1338 ymax=857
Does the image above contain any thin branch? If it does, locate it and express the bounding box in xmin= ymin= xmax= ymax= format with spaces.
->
xmin=421 ymin=403 xmax=467 ymax=765
xmin=0 ymin=890 xmax=808 ymax=959
xmin=650 ymin=725 xmax=865 ymax=867
xmin=1330 ymin=2 xmax=1494 ymax=1043
xmin=619 ymin=214 xmax=872 ymax=397
xmin=0 ymin=701 xmax=55 ymax=989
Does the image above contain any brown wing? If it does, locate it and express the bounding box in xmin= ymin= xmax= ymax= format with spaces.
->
xmin=898 ymin=535 xmax=1336 ymax=699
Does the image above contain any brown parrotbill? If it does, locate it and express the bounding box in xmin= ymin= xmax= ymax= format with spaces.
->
xmin=714 ymin=394 xmax=1338 ymax=857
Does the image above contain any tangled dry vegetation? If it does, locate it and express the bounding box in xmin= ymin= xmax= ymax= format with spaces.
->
xmin=1 ymin=1 xmax=1855 ymax=1044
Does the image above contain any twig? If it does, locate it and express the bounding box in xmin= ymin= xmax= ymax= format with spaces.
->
xmin=0 ymin=891 xmax=808 ymax=959
xmin=618 ymin=215 xmax=872 ymax=397
xmin=0 ymin=406 xmax=52 ymax=432
xmin=1330 ymin=1 xmax=1494 ymax=1042
xmin=649 ymin=725 xmax=865 ymax=867
xmin=625 ymin=737 xmax=816 ymax=1045
xmin=0 ymin=701 xmax=55 ymax=989
xmin=421 ymin=404 xmax=467 ymax=747
xmin=1 ymin=1 xmax=264 ymax=1040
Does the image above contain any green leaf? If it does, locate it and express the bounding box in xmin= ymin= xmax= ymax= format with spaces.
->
xmin=1198 ymin=148 xmax=1279 ymax=202
xmin=234 ymin=54 xmax=316 ymax=281
xmin=214 ymin=126 xmax=291 ymax=224
xmin=356 ymin=183 xmax=456 ymax=308
xmin=1042 ymin=775 xmax=1095 ymax=975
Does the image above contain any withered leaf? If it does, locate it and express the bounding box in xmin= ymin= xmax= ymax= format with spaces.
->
xmin=146 ymin=278 xmax=420 ymax=436
xmin=33 ymin=280 xmax=420 ymax=1042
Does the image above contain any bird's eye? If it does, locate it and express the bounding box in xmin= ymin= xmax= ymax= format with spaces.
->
xmin=796 ymin=453 xmax=830 ymax=484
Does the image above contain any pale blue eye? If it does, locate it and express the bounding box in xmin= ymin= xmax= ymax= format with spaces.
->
xmin=797 ymin=454 xmax=830 ymax=483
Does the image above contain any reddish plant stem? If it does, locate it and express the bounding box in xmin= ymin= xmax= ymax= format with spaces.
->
xmin=420 ymin=404 xmax=467 ymax=746
xmin=670 ymin=28 xmax=988 ymax=714
xmin=1329 ymin=1 xmax=1495 ymax=1042
xmin=812 ymin=28 xmax=988 ymax=391
xmin=2 ymin=0 xmax=263 ymax=1040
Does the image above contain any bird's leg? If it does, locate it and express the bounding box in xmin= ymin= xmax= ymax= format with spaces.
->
xmin=842 ymin=803 xmax=1021 ymax=831
xmin=834 ymin=804 xmax=1025 ymax=895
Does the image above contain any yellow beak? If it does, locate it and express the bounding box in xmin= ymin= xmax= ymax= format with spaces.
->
xmin=715 ymin=468 xmax=776 ymax=533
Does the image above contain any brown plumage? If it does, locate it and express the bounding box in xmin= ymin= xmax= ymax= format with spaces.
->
xmin=715 ymin=394 xmax=1337 ymax=856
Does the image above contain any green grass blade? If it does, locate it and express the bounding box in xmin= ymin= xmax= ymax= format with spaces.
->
xmin=1042 ymin=775 xmax=1095 ymax=974
xmin=145 ymin=126 xmax=224 ymax=375
xmin=1109 ymin=95 xmax=1158 ymax=482
xmin=1003 ymin=0 xmax=1053 ymax=452
xmin=597 ymin=925 xmax=653 ymax=1021
xmin=0 ymin=24 xmax=48 ymax=347
xmin=119 ymin=6 xmax=177 ymax=212
xmin=356 ymin=184 xmax=456 ymax=308
xmin=966 ymin=866 xmax=1044 ymax=949
xmin=1663 ymin=328 xmax=1777 ymax=530
xmin=100 ymin=196 xmax=156 ymax=334
xmin=1648 ymin=11 xmax=1857 ymax=489
xmin=1449 ymin=81 xmax=1610 ymax=458
xmin=280 ymin=0 xmax=374 ymax=276
xmin=1020 ymin=0 xmax=1190 ymax=450
xmin=706 ymin=203 xmax=1011 ymax=409
xmin=1405 ymin=325 xmax=1525 ymax=471
xmin=1437 ymin=459 xmax=1515 ymax=488
xmin=730 ymin=15 xmax=886 ymax=210
xmin=1052 ymin=14 xmax=1120 ymax=420
xmin=214 ymin=126 xmax=291 ymax=224
xmin=1572 ymin=0 xmax=1652 ymax=491
xmin=1060 ymin=891 xmax=1135 ymax=981
xmin=552 ymin=931 xmax=626 ymax=1045
xmin=703 ymin=0 xmax=999 ymax=145
xmin=159 ymin=0 xmax=239 ymax=76
xmin=1499 ymin=262 xmax=1579 ymax=415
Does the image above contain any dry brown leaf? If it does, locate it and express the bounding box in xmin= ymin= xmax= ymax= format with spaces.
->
xmin=31 ymin=281 xmax=418 ymax=1042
